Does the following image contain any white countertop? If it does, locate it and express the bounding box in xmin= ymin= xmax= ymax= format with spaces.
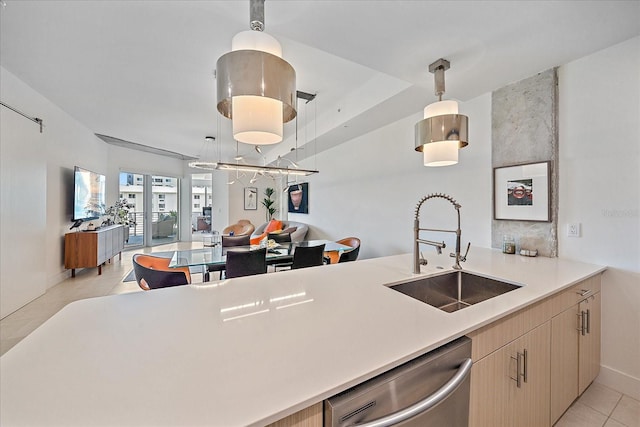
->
xmin=0 ymin=248 xmax=605 ymax=426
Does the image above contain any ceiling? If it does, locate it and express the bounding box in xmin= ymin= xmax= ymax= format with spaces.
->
xmin=1 ymin=1 xmax=638 ymax=165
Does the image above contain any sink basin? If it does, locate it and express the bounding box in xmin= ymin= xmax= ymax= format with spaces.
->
xmin=389 ymin=271 xmax=522 ymax=313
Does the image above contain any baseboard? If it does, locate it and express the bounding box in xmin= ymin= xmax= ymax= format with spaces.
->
xmin=596 ymin=365 xmax=640 ymax=400
xmin=47 ymin=269 xmax=72 ymax=290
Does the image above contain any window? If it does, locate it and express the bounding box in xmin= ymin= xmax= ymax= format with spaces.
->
xmin=194 ymin=203 xmax=200 ymax=209
xmin=128 ymin=194 xmax=136 ymax=199
xmin=159 ymin=203 xmax=165 ymax=209
xmin=158 ymin=194 xmax=165 ymax=200
xmin=194 ymin=195 xmax=200 ymax=199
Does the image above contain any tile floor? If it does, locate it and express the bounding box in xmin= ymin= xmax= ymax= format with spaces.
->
xmin=1 ymin=243 xmax=638 ymax=427
xmin=555 ymin=382 xmax=640 ymax=427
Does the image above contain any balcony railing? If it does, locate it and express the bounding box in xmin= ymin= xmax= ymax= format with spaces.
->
xmin=127 ymin=211 xmax=177 ymax=237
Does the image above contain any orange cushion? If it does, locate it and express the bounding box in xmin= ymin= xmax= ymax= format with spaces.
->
xmin=250 ymin=232 xmax=267 ymax=245
xmin=264 ymin=219 xmax=283 ymax=233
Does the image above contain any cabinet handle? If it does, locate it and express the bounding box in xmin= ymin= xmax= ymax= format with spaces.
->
xmin=576 ymin=289 xmax=592 ymax=297
xmin=522 ymin=349 xmax=528 ymax=384
xmin=510 ymin=352 xmax=525 ymax=388
xmin=586 ymin=308 xmax=591 ymax=334
xmin=350 ymin=358 xmax=473 ymax=427
xmin=577 ymin=312 xmax=585 ymax=335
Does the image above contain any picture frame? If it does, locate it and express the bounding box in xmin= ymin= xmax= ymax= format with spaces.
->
xmin=287 ymin=182 xmax=309 ymax=214
xmin=244 ymin=187 xmax=257 ymax=210
xmin=493 ymin=161 xmax=551 ymax=222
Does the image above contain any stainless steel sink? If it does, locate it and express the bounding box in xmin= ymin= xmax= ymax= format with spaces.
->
xmin=389 ymin=271 xmax=522 ymax=313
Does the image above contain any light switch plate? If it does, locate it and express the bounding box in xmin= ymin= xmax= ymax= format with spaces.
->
xmin=567 ymin=223 xmax=581 ymax=237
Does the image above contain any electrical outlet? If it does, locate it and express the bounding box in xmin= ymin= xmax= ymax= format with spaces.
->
xmin=567 ymin=223 xmax=581 ymax=237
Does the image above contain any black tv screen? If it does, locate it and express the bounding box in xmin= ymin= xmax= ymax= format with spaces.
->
xmin=73 ymin=166 xmax=106 ymax=221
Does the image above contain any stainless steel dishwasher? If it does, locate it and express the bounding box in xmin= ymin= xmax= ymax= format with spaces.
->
xmin=324 ymin=336 xmax=472 ymax=427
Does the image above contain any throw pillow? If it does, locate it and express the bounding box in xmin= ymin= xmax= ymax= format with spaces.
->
xmin=281 ymin=226 xmax=297 ymax=235
xmin=264 ymin=219 xmax=283 ymax=233
xmin=250 ymin=232 xmax=267 ymax=245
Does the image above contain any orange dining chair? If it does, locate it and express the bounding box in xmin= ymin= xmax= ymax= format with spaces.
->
xmin=132 ymin=254 xmax=191 ymax=291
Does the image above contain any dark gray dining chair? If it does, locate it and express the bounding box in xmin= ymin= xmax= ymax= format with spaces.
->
xmin=210 ymin=234 xmax=252 ymax=279
xmin=225 ymin=248 xmax=267 ymax=278
xmin=222 ymin=234 xmax=251 ymax=247
xmin=268 ymin=232 xmax=292 ymax=244
xmin=291 ymin=244 xmax=326 ymax=270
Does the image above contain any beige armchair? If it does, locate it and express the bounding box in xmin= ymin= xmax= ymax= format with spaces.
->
xmin=222 ymin=219 xmax=255 ymax=236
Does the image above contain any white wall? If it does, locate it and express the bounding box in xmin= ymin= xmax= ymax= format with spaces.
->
xmin=228 ymin=181 xmax=277 ymax=229
xmin=0 ymin=68 xmax=47 ymax=318
xmin=0 ymin=66 xmax=188 ymax=308
xmin=294 ymin=93 xmax=492 ymax=260
xmin=558 ymin=36 xmax=640 ymax=398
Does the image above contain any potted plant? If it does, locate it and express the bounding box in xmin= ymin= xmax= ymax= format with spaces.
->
xmin=261 ymin=187 xmax=277 ymax=222
xmin=104 ymin=199 xmax=134 ymax=242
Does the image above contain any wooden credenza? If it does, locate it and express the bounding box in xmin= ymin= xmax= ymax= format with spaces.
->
xmin=65 ymin=225 xmax=125 ymax=277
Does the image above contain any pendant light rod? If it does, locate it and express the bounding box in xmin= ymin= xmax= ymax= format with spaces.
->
xmin=429 ymin=58 xmax=450 ymax=101
xmin=250 ymin=0 xmax=265 ymax=31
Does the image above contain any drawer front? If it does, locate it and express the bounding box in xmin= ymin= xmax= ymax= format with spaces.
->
xmin=550 ymin=274 xmax=601 ymax=316
xmin=469 ymin=297 xmax=552 ymax=361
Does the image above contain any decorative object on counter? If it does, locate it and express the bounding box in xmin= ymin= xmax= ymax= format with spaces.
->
xmin=502 ymin=235 xmax=516 ymax=254
xmin=261 ymin=187 xmax=277 ymax=221
xmin=415 ymin=58 xmax=469 ymax=167
xmin=520 ymin=249 xmax=538 ymax=257
xmin=287 ymin=182 xmax=308 ymax=214
xmin=494 ymin=161 xmax=551 ymax=222
xmin=413 ymin=193 xmax=471 ymax=273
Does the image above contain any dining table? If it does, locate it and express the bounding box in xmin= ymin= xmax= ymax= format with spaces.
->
xmin=169 ymin=239 xmax=353 ymax=282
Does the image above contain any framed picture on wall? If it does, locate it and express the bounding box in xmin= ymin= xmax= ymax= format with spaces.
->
xmin=287 ymin=183 xmax=309 ymax=214
xmin=494 ymin=161 xmax=551 ymax=222
xmin=244 ymin=187 xmax=257 ymax=210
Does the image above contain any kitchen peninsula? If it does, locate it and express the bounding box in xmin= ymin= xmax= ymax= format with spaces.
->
xmin=0 ymin=248 xmax=605 ymax=426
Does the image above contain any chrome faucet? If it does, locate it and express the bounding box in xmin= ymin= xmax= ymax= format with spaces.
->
xmin=413 ymin=193 xmax=470 ymax=273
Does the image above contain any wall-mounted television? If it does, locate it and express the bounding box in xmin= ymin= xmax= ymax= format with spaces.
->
xmin=73 ymin=166 xmax=106 ymax=221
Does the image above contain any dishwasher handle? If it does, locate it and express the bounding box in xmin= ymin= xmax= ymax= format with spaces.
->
xmin=349 ymin=358 xmax=473 ymax=427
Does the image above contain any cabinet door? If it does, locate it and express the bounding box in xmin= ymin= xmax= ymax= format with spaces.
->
xmin=512 ymin=321 xmax=551 ymax=427
xmin=470 ymin=322 xmax=551 ymax=427
xmin=579 ymin=292 xmax=601 ymax=394
xmin=550 ymin=307 xmax=579 ymax=424
xmin=96 ymin=232 xmax=107 ymax=264
xmin=470 ymin=346 xmax=512 ymax=427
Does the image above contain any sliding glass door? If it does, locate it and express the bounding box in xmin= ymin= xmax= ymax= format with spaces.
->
xmin=151 ymin=175 xmax=179 ymax=246
xmin=191 ymin=173 xmax=212 ymax=239
xmin=119 ymin=172 xmax=180 ymax=247
xmin=119 ymin=172 xmax=144 ymax=247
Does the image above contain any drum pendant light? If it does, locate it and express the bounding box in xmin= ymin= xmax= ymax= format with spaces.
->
xmin=415 ymin=59 xmax=469 ymax=166
xmin=216 ymin=0 xmax=296 ymax=145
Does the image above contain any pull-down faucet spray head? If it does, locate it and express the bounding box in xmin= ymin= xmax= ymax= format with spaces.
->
xmin=413 ymin=193 xmax=468 ymax=274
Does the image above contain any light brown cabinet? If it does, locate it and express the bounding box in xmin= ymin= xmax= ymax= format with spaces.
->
xmin=470 ymin=273 xmax=602 ymax=427
xmin=550 ymin=277 xmax=601 ymax=423
xmin=266 ymin=402 xmax=322 ymax=427
xmin=470 ymin=322 xmax=550 ymax=427
xmin=579 ymin=292 xmax=601 ymax=394
xmin=64 ymin=225 xmax=125 ymax=276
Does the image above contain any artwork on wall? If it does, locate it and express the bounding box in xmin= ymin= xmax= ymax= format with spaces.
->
xmin=287 ymin=183 xmax=309 ymax=214
xmin=494 ymin=161 xmax=551 ymax=222
xmin=244 ymin=187 xmax=257 ymax=210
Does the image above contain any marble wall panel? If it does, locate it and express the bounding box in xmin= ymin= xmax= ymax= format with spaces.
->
xmin=491 ymin=69 xmax=559 ymax=257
